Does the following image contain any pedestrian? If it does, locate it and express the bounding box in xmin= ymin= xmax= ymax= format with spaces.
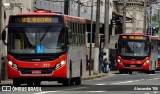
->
xmin=99 ymin=51 xmax=104 ymax=72
xmin=103 ymin=58 xmax=110 ymax=73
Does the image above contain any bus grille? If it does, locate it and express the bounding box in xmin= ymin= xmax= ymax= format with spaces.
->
xmin=123 ymin=64 xmax=143 ymax=68
xmin=19 ymin=68 xmax=54 ymax=74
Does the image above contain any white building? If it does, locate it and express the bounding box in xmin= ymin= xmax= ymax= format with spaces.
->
xmin=0 ymin=0 xmax=34 ymax=56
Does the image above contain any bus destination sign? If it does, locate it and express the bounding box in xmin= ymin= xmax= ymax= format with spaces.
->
xmin=121 ymin=35 xmax=146 ymax=40
xmin=22 ymin=17 xmax=53 ymax=23
xmin=10 ymin=16 xmax=62 ymax=23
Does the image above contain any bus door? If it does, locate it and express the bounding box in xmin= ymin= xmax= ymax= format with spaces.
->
xmin=150 ymin=39 xmax=158 ymax=70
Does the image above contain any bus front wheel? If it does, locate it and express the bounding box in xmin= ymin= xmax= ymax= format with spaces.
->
xmin=75 ymin=77 xmax=81 ymax=85
xmin=34 ymin=81 xmax=41 ymax=86
xmin=119 ymin=70 xmax=124 ymax=74
xmin=151 ymin=70 xmax=155 ymax=74
xmin=13 ymin=79 xmax=21 ymax=87
xmin=63 ymin=78 xmax=70 ymax=86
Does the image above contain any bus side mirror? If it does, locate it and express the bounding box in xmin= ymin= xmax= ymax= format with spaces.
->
xmin=66 ymin=26 xmax=72 ymax=38
xmin=115 ymin=42 xmax=118 ymax=49
xmin=2 ymin=26 xmax=8 ymax=46
xmin=66 ymin=26 xmax=72 ymax=44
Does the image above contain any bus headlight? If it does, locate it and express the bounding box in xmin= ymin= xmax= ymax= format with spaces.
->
xmin=8 ymin=61 xmax=18 ymax=70
xmin=143 ymin=60 xmax=149 ymax=66
xmin=8 ymin=61 xmax=13 ymax=66
xmin=55 ymin=60 xmax=65 ymax=70
xmin=117 ymin=59 xmax=123 ymax=64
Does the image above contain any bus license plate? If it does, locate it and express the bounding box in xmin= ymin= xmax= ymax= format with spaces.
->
xmin=32 ymin=70 xmax=41 ymax=74
xmin=130 ymin=65 xmax=135 ymax=67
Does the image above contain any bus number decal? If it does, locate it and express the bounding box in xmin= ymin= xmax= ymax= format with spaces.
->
xmin=22 ymin=18 xmax=30 ymax=23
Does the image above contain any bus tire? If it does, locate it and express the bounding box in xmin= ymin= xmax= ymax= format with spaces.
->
xmin=119 ymin=70 xmax=123 ymax=74
xmin=151 ymin=70 xmax=155 ymax=74
xmin=129 ymin=71 xmax=132 ymax=74
xmin=63 ymin=78 xmax=70 ymax=86
xmin=27 ymin=81 xmax=33 ymax=86
xmin=124 ymin=70 xmax=128 ymax=74
xmin=34 ymin=81 xmax=41 ymax=86
xmin=70 ymin=79 xmax=74 ymax=85
xmin=75 ymin=77 xmax=81 ymax=85
xmin=13 ymin=79 xmax=21 ymax=87
xmin=147 ymin=71 xmax=151 ymax=74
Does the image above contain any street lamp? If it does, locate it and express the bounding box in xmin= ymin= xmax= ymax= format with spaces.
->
xmin=89 ymin=0 xmax=94 ymax=76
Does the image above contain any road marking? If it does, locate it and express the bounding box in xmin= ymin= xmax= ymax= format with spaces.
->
xmin=148 ymin=78 xmax=160 ymax=80
xmin=144 ymin=93 xmax=150 ymax=94
xmin=95 ymin=83 xmax=106 ymax=85
xmin=34 ymin=91 xmax=58 ymax=94
xmin=111 ymin=79 xmax=145 ymax=85
xmin=118 ymin=74 xmax=129 ymax=75
xmin=34 ymin=91 xmax=108 ymax=94
xmin=58 ymin=86 xmax=87 ymax=91
xmin=148 ymin=74 xmax=155 ymax=75
xmin=153 ymin=91 xmax=158 ymax=93
xmin=34 ymin=87 xmax=87 ymax=94
xmin=87 ymin=91 xmax=106 ymax=93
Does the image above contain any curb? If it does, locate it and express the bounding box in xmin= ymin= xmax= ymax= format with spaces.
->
xmin=82 ymin=71 xmax=117 ymax=80
xmin=82 ymin=74 xmax=107 ymax=80
xmin=0 ymin=80 xmax=12 ymax=86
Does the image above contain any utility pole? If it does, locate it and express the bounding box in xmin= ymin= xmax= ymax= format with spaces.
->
xmin=64 ymin=0 xmax=69 ymax=15
xmin=78 ymin=0 xmax=80 ymax=17
xmin=89 ymin=0 xmax=94 ymax=76
xmin=150 ymin=1 xmax=152 ymax=35
xmin=123 ymin=0 xmax=126 ymax=34
xmin=0 ymin=0 xmax=2 ymax=83
xmin=94 ymin=0 xmax=100 ymax=75
xmin=104 ymin=0 xmax=109 ymax=59
xmin=143 ymin=0 xmax=147 ymax=34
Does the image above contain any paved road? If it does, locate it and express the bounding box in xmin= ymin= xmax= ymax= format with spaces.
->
xmin=1 ymin=71 xmax=160 ymax=94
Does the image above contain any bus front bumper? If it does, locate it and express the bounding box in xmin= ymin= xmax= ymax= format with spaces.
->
xmin=117 ymin=63 xmax=149 ymax=71
xmin=8 ymin=64 xmax=67 ymax=79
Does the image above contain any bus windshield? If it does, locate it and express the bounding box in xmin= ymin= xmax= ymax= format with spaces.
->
xmin=158 ymin=40 xmax=160 ymax=60
xmin=8 ymin=25 xmax=67 ymax=54
xmin=119 ymin=40 xmax=149 ymax=56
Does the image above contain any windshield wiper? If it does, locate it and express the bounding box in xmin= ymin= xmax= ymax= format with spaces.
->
xmin=39 ymin=27 xmax=51 ymax=45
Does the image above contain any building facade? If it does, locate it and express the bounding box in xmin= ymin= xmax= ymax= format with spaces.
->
xmin=1 ymin=0 xmax=34 ymax=56
xmin=113 ymin=0 xmax=144 ymax=33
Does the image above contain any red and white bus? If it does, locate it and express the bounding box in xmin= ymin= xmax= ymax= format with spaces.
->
xmin=2 ymin=10 xmax=86 ymax=86
xmin=157 ymin=40 xmax=160 ymax=69
xmin=115 ymin=32 xmax=158 ymax=74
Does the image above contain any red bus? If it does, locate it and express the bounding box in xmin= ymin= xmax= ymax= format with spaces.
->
xmin=157 ymin=40 xmax=160 ymax=69
xmin=2 ymin=10 xmax=86 ymax=86
xmin=115 ymin=32 xmax=158 ymax=74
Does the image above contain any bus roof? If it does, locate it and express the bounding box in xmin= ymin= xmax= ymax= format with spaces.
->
xmin=12 ymin=10 xmax=86 ymax=23
xmin=120 ymin=32 xmax=146 ymax=36
xmin=148 ymin=35 xmax=160 ymax=40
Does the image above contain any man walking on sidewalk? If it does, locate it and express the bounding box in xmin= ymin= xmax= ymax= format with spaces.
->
xmin=103 ymin=58 xmax=110 ymax=73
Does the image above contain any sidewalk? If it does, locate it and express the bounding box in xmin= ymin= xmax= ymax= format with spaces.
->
xmin=0 ymin=70 xmax=117 ymax=86
xmin=82 ymin=70 xmax=117 ymax=80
